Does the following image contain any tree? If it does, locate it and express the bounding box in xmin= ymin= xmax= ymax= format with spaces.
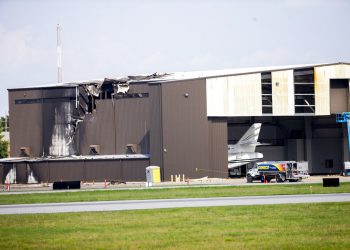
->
xmin=0 ymin=115 xmax=9 ymax=132
xmin=0 ymin=118 xmax=9 ymax=158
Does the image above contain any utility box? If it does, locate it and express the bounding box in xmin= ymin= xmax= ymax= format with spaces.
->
xmin=146 ymin=166 xmax=161 ymax=186
xmin=323 ymin=178 xmax=340 ymax=187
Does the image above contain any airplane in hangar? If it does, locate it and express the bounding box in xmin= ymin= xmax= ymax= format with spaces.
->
xmin=228 ymin=123 xmax=264 ymax=171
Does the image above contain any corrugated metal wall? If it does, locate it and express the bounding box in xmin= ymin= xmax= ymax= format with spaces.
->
xmin=42 ymin=88 xmax=77 ymax=156
xmin=30 ymin=162 xmax=49 ymax=182
xmin=206 ymin=74 xmax=262 ymax=116
xmin=271 ymin=70 xmax=294 ymax=115
xmin=85 ymin=160 xmax=122 ymax=181
xmin=1 ymin=159 xmax=149 ymax=183
xmin=78 ymin=83 xmax=150 ymax=155
xmin=9 ymin=89 xmax=44 ymax=157
xmin=114 ymin=98 xmax=150 ymax=153
xmin=79 ymin=100 xmax=116 ymax=154
xmin=9 ymin=88 xmax=77 ymax=157
xmin=314 ymin=65 xmax=350 ymax=115
xmin=208 ymin=119 xmax=228 ymax=177
xmin=161 ymin=79 xmax=227 ymax=179
xmin=149 ymin=84 xmax=163 ymax=174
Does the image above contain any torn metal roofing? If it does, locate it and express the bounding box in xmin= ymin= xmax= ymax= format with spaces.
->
xmin=8 ymin=62 xmax=350 ymax=90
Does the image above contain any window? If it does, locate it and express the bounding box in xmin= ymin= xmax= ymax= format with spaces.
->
xmin=294 ymin=68 xmax=315 ymax=114
xmin=294 ymin=68 xmax=314 ymax=83
xmin=261 ymin=72 xmax=272 ymax=114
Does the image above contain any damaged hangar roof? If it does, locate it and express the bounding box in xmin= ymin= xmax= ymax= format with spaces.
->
xmin=8 ymin=62 xmax=350 ymax=90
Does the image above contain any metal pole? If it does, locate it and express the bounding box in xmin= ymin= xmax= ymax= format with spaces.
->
xmin=57 ymin=24 xmax=62 ymax=83
xmin=347 ymin=119 xmax=350 ymax=156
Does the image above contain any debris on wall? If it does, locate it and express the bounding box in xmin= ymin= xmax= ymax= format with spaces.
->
xmin=49 ymin=102 xmax=76 ymax=156
xmin=45 ymin=73 xmax=162 ymax=157
xmin=5 ymin=166 xmax=16 ymax=184
xmin=27 ymin=164 xmax=38 ymax=183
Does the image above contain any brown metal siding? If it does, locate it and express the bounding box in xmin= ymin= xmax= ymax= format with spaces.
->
xmin=9 ymin=89 xmax=43 ymax=157
xmin=114 ymin=98 xmax=150 ymax=154
xmin=84 ymin=160 xmax=122 ymax=181
xmin=79 ymin=100 xmax=116 ymax=155
xmin=208 ymin=119 xmax=228 ymax=178
xmin=48 ymin=161 xmax=85 ymax=182
xmin=9 ymin=88 xmax=77 ymax=157
xmin=30 ymin=162 xmax=49 ymax=183
xmin=161 ymin=79 xmax=212 ymax=179
xmin=149 ymin=84 xmax=163 ymax=175
xmin=78 ymin=83 xmax=150 ymax=155
xmin=4 ymin=159 xmax=149 ymax=183
xmin=122 ymin=159 xmax=149 ymax=181
xmin=42 ymin=88 xmax=77 ymax=156
xmin=128 ymin=83 xmax=149 ymax=93
xmin=15 ymin=162 xmax=27 ymax=183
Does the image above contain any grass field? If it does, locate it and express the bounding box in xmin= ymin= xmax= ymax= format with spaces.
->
xmin=0 ymin=202 xmax=349 ymax=249
xmin=1 ymin=183 xmax=350 ymax=205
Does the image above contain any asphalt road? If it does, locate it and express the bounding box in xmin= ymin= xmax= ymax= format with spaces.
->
xmin=1 ymin=193 xmax=350 ymax=215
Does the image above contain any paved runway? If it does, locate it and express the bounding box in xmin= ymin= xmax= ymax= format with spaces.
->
xmin=1 ymin=193 xmax=349 ymax=215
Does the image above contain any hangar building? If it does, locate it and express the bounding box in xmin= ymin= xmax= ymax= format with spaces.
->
xmin=1 ymin=62 xmax=349 ymax=183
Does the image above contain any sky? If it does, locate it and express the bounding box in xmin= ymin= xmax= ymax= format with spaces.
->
xmin=0 ymin=0 xmax=350 ymax=116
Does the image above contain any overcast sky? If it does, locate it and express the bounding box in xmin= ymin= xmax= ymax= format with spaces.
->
xmin=0 ymin=0 xmax=349 ymax=116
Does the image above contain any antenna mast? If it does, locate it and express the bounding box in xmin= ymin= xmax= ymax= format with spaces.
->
xmin=57 ymin=24 xmax=62 ymax=83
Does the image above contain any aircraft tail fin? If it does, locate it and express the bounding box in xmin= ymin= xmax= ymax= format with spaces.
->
xmin=233 ymin=123 xmax=262 ymax=153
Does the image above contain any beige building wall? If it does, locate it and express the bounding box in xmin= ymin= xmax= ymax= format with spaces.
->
xmin=206 ymin=63 xmax=350 ymax=117
xmin=271 ymin=70 xmax=294 ymax=116
xmin=314 ymin=64 xmax=350 ymax=115
xmin=206 ymin=73 xmax=262 ymax=117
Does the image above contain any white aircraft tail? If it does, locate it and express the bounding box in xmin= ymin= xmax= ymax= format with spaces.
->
xmin=229 ymin=123 xmax=262 ymax=154
xmin=228 ymin=123 xmax=263 ymax=170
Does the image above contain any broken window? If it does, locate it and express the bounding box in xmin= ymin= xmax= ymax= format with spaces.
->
xmin=100 ymin=83 xmax=114 ymax=99
xmin=87 ymin=95 xmax=96 ymax=113
xmin=261 ymin=72 xmax=272 ymax=114
xmin=115 ymin=93 xmax=149 ymax=99
xmin=295 ymin=95 xmax=315 ymax=105
xmin=294 ymin=68 xmax=315 ymax=114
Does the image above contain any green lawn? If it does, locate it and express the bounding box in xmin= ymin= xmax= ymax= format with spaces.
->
xmin=0 ymin=202 xmax=349 ymax=249
xmin=0 ymin=182 xmax=350 ymax=205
